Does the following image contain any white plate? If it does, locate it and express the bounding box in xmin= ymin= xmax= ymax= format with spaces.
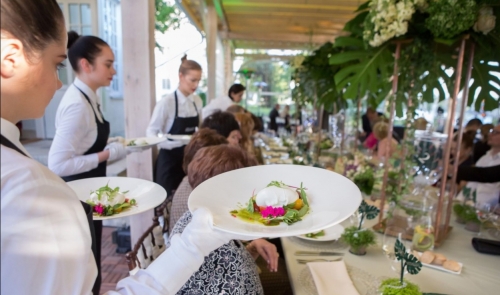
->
xmin=67 ymin=177 xmax=167 ymax=220
xmin=188 ymin=165 xmax=361 ymax=238
xmin=166 ymin=134 xmax=192 ymax=144
xmin=125 ymin=137 xmax=165 ymax=150
xmin=415 ymin=252 xmax=463 ymax=275
xmin=296 ymin=224 xmax=344 ymax=241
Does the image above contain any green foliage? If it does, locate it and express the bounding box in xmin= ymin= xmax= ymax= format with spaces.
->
xmin=353 ymin=167 xmax=375 ymax=195
xmin=394 ymin=238 xmax=422 ymax=284
xmin=155 ymin=0 xmax=182 ymax=51
xmin=359 ymin=200 xmax=380 ymax=220
xmin=379 ymin=278 xmax=422 ymax=295
xmin=341 ymin=226 xmax=377 ymax=250
xmin=425 ymin=0 xmax=478 ymax=39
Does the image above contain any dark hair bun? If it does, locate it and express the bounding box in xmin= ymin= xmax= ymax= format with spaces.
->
xmin=67 ymin=31 xmax=81 ymax=49
xmin=181 ymin=54 xmax=187 ymax=63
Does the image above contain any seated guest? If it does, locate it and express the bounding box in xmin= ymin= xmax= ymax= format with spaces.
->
xmin=234 ymin=112 xmax=256 ymax=153
xmin=169 ymin=145 xmax=277 ymax=295
xmin=168 ymin=129 xmax=228 ymax=234
xmin=457 ymin=164 xmax=500 ymax=184
xmin=465 ymin=118 xmax=483 ymax=133
xmin=201 ymin=111 xmax=242 ymax=146
xmin=202 ymin=83 xmax=246 ymax=119
xmin=226 ymin=104 xmax=247 ymax=114
xmin=360 ymin=107 xmax=382 ymax=141
xmin=473 ymin=123 xmax=493 ymax=163
xmin=458 ymin=124 xmax=500 ymax=206
xmin=363 ymin=117 xmax=386 ymax=150
xmin=450 ymin=130 xmax=476 ymax=170
xmin=373 ymin=121 xmax=399 ymax=159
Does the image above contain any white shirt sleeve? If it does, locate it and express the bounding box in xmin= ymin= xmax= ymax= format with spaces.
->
xmin=48 ymin=101 xmax=100 ymax=177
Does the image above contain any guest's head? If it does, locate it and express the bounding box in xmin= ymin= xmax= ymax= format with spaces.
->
xmin=178 ymin=54 xmax=202 ymax=96
xmin=228 ymin=83 xmax=246 ymax=103
xmin=415 ymin=117 xmax=429 ymax=131
xmin=201 ymin=111 xmax=242 ymax=146
xmin=465 ymin=118 xmax=483 ymax=133
xmin=274 ymin=104 xmax=280 ymax=110
xmin=372 ymin=121 xmax=389 ymax=140
xmin=188 ymin=145 xmax=258 ymax=188
xmin=183 ymin=128 xmax=227 ymax=173
xmin=366 ymin=107 xmax=379 ymax=122
xmin=487 ymin=125 xmax=500 ymax=150
xmin=234 ymin=112 xmax=255 ymax=151
xmin=226 ymin=104 xmax=246 ymax=114
xmin=451 ymin=130 xmax=475 ymax=160
xmin=479 ymin=124 xmax=494 ymax=142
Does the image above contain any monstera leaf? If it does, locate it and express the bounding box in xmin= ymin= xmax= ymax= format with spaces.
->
xmin=394 ymin=239 xmax=407 ymax=261
xmin=404 ymin=253 xmax=423 ymax=275
xmin=467 ymin=60 xmax=500 ymax=111
xmin=330 ymin=38 xmax=394 ymax=103
xmin=358 ymin=200 xmax=380 ymax=220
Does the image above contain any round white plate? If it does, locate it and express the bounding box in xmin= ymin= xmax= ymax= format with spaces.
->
xmin=67 ymin=177 xmax=166 ymax=220
xmin=188 ymin=165 xmax=361 ymax=238
xmin=166 ymin=134 xmax=192 ymax=144
xmin=296 ymin=224 xmax=344 ymax=241
xmin=125 ymin=137 xmax=165 ymax=150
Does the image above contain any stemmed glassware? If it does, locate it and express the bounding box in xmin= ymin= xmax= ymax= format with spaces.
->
xmin=475 ymin=202 xmax=492 ymax=237
xmin=488 ymin=204 xmax=500 ymax=240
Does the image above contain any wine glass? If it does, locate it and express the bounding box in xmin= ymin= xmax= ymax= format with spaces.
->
xmin=488 ymin=204 xmax=500 ymax=240
xmin=383 ymin=226 xmax=411 ymax=275
xmin=475 ymin=202 xmax=492 ymax=237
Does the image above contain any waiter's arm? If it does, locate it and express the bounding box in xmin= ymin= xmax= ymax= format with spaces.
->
xmin=48 ymin=103 xmax=104 ymax=177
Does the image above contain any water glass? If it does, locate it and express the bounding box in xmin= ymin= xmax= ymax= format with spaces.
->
xmin=476 ymin=202 xmax=492 ymax=237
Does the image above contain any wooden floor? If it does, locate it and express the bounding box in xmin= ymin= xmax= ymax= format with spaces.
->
xmin=100 ymin=227 xmax=130 ymax=294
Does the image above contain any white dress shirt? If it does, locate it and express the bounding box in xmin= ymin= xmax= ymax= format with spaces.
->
xmin=146 ymin=90 xmax=202 ymax=150
xmin=462 ymin=150 xmax=500 ymax=205
xmin=202 ymin=95 xmax=234 ymax=119
xmin=1 ymin=118 xmax=210 ymax=295
xmin=48 ymin=78 xmax=103 ymax=177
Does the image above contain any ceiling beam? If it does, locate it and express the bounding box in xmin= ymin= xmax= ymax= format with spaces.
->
xmin=175 ymin=0 xmax=204 ymax=33
xmin=221 ymin=31 xmax=336 ymax=45
xmin=222 ymin=1 xmax=358 ymax=11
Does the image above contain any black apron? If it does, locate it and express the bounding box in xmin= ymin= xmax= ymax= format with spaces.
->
xmin=61 ymin=87 xmax=110 ymax=295
xmin=155 ymin=90 xmax=199 ymax=197
xmin=0 ymin=134 xmax=98 ymax=292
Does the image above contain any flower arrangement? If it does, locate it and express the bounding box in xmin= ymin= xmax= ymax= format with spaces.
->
xmin=379 ymin=239 xmax=423 ymax=295
xmin=341 ymin=200 xmax=380 ymax=255
xmin=425 ymin=0 xmax=478 ymax=39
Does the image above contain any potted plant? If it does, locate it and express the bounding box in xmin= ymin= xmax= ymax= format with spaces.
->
xmin=379 ymin=239 xmax=423 ymax=295
xmin=341 ymin=200 xmax=379 ymax=255
xmin=455 ymin=188 xmax=480 ymax=231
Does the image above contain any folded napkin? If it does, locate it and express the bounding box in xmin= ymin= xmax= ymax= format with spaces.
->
xmin=308 ymin=261 xmax=360 ymax=295
xmin=471 ymin=237 xmax=500 ymax=255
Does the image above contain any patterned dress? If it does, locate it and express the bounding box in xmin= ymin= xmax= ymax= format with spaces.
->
xmin=168 ymin=212 xmax=264 ymax=295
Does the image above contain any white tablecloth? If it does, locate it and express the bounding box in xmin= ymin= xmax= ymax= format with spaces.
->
xmin=281 ymin=218 xmax=500 ymax=295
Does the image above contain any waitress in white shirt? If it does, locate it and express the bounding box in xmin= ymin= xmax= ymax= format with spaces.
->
xmin=1 ymin=1 xmax=249 ymax=294
xmin=146 ymin=56 xmax=203 ymax=197
xmin=48 ymin=31 xmax=127 ymax=295
xmin=202 ymin=83 xmax=246 ymax=119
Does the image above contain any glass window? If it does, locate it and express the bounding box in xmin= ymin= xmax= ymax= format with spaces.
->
xmin=81 ymin=4 xmax=91 ymax=25
xmin=69 ymin=4 xmax=80 ymax=25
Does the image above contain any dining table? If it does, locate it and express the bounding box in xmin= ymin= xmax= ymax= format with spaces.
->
xmin=281 ymin=217 xmax=500 ymax=295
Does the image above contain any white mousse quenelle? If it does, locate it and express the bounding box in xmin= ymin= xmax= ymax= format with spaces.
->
xmin=255 ymin=186 xmax=299 ymax=208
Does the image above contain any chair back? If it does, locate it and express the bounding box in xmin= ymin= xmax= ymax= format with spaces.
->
xmin=125 ymin=216 xmax=166 ymax=272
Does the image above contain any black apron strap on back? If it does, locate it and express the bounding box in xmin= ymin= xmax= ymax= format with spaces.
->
xmin=0 ymin=134 xmax=28 ymax=157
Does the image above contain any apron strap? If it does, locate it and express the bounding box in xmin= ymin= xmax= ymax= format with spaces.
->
xmin=0 ymin=134 xmax=28 ymax=157
xmin=74 ymin=85 xmax=102 ymax=122
xmin=174 ymin=90 xmax=198 ymax=118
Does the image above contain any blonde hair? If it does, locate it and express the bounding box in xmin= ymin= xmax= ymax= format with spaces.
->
xmin=179 ymin=54 xmax=202 ymax=75
xmin=234 ymin=112 xmax=255 ymax=153
xmin=415 ymin=117 xmax=428 ymax=131
xmin=226 ymin=104 xmax=246 ymax=114
xmin=373 ymin=121 xmax=389 ymax=140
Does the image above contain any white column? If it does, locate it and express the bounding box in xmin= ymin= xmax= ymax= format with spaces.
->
xmin=223 ymin=40 xmax=233 ymax=92
xmin=121 ymin=0 xmax=157 ymax=246
xmin=206 ymin=5 xmax=217 ymax=102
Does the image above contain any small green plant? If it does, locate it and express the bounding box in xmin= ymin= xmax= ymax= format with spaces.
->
xmin=353 ymin=167 xmax=375 ymax=195
xmin=341 ymin=200 xmax=380 ymax=253
xmin=455 ymin=188 xmax=479 ymax=223
xmin=379 ymin=278 xmax=422 ymax=295
xmin=379 ymin=239 xmax=422 ymax=294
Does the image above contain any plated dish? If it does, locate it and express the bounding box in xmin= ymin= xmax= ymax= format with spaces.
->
xmin=297 ymin=224 xmax=344 ymax=241
xmin=67 ymin=177 xmax=166 ymax=220
xmin=188 ymin=165 xmax=361 ymax=238
xmin=125 ymin=137 xmax=165 ymax=150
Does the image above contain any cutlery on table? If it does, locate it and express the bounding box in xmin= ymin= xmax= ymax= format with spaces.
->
xmin=297 ymin=258 xmax=342 ymax=264
xmin=295 ymin=251 xmax=344 ymax=256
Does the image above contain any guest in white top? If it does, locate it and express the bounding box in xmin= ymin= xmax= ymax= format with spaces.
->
xmin=146 ymin=56 xmax=203 ymax=197
xmin=460 ymin=124 xmax=500 ymax=206
xmin=202 ymin=83 xmax=246 ymax=119
xmin=1 ymin=1 xmax=249 ymax=294
xmin=48 ymin=31 xmax=130 ymax=295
